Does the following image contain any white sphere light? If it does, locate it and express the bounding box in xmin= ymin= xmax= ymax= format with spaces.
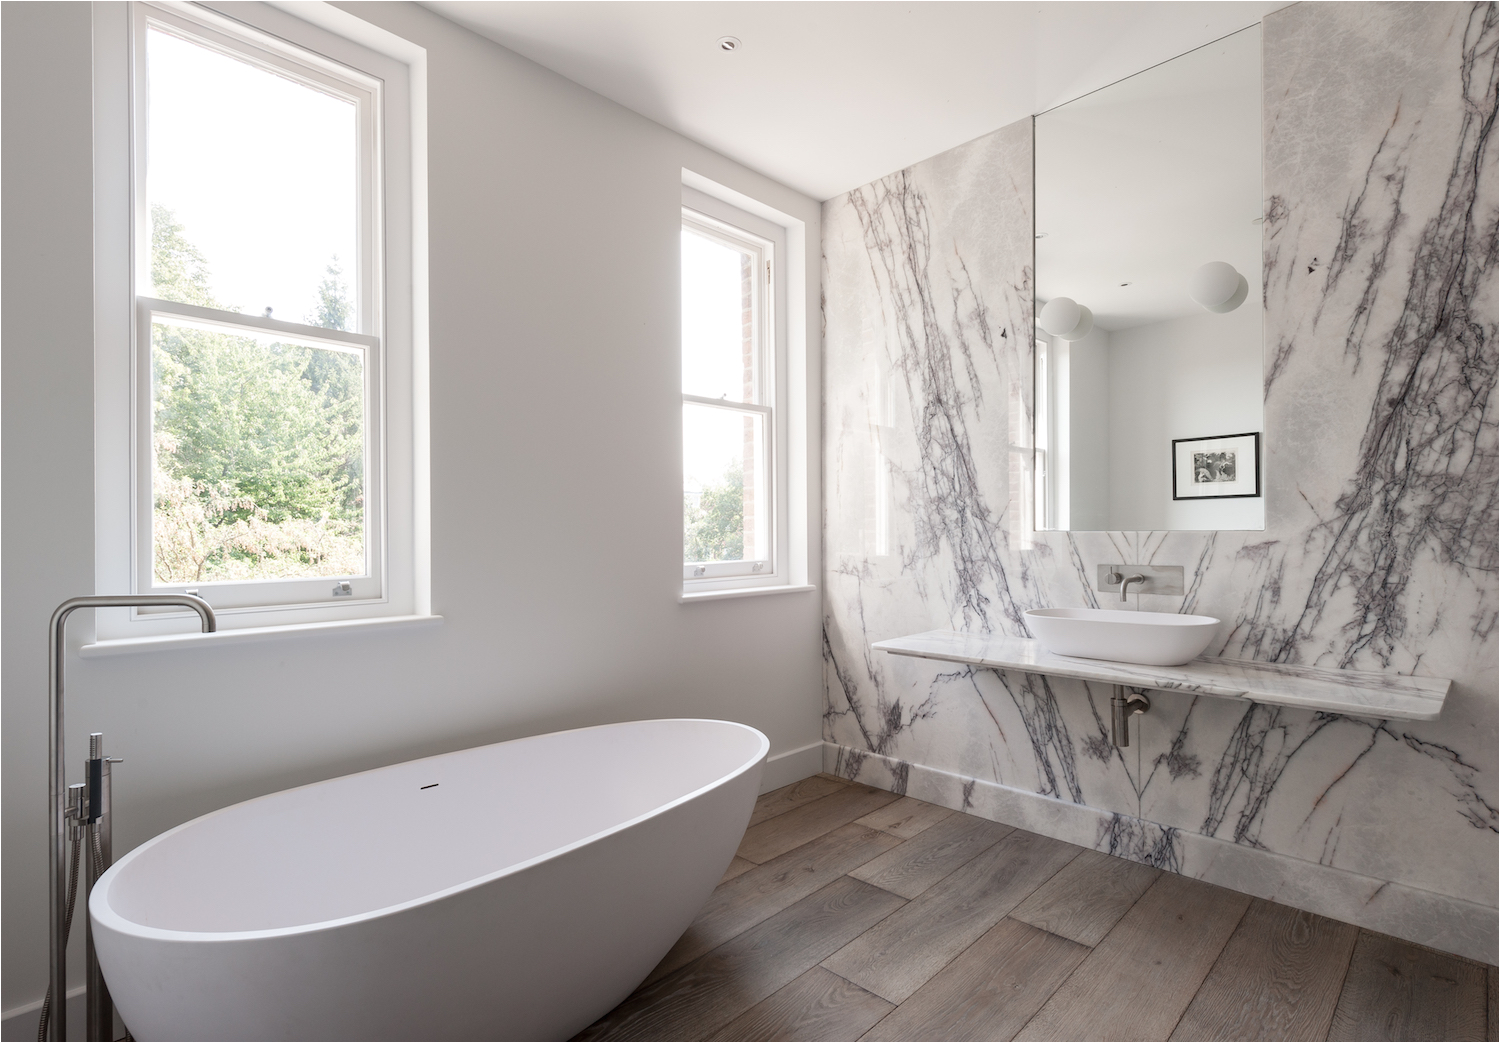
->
xmin=1189 ymin=261 xmax=1249 ymax=313
xmin=1038 ymin=296 xmax=1094 ymax=341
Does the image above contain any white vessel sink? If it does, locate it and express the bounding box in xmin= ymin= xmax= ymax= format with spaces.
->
xmin=1024 ymin=608 xmax=1220 ymax=666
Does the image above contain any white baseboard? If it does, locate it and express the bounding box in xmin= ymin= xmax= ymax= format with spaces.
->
xmin=1 ymin=986 xmax=83 ymax=1042
xmin=760 ymin=740 xmax=825 ymax=793
xmin=824 ymin=741 xmax=1499 ymax=966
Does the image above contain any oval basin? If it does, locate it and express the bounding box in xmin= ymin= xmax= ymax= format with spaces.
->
xmin=1024 ymin=607 xmax=1220 ymax=666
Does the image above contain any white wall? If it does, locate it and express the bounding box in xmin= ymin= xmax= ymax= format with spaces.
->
xmin=1046 ymin=310 xmax=1260 ymax=533
xmin=1 ymin=0 xmax=824 ymax=1018
xmin=1107 ymin=305 xmax=1263 ymax=530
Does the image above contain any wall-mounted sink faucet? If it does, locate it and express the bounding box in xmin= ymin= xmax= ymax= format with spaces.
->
xmin=1098 ymin=564 xmax=1185 ymax=601
xmin=1108 ymin=571 xmax=1147 ymax=601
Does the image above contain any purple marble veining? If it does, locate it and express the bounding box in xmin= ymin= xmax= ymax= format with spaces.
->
xmin=821 ymin=1 xmax=1498 ymax=944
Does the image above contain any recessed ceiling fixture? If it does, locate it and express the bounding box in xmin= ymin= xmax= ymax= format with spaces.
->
xmin=1189 ymin=261 xmax=1249 ymax=313
xmin=1035 ymin=232 xmax=1048 ymax=239
xmin=1119 ymin=281 xmax=1132 ymax=287
xmin=716 ymin=36 xmax=740 ymax=52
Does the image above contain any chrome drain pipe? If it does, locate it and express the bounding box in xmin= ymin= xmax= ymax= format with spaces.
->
xmin=1110 ymin=685 xmax=1151 ymax=747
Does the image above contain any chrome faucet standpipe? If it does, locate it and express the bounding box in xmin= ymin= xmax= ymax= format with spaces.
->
xmin=85 ymin=732 xmax=124 ymax=1042
xmin=46 ymin=595 xmax=215 ymax=1042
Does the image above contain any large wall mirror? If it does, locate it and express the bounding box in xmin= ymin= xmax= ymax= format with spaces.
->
xmin=1034 ymin=27 xmax=1264 ymax=532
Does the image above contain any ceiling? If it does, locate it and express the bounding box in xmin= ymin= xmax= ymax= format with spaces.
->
xmin=1036 ymin=25 xmax=1263 ymax=330
xmin=421 ymin=1 xmax=1284 ymax=201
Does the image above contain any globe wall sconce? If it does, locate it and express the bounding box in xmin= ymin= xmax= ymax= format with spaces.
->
xmin=1189 ymin=261 xmax=1249 ymax=313
xmin=1038 ymin=296 xmax=1094 ymax=340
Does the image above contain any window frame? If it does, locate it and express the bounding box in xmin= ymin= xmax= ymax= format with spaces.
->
xmin=681 ymin=188 xmax=790 ymax=595
xmin=93 ymin=0 xmax=425 ymax=639
xmin=1033 ymin=328 xmax=1069 ymax=531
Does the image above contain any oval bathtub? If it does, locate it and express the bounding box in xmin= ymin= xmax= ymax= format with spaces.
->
xmin=90 ymin=718 xmax=768 ymax=1041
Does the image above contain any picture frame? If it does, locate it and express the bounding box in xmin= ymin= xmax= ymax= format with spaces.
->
xmin=1172 ymin=431 xmax=1261 ymax=500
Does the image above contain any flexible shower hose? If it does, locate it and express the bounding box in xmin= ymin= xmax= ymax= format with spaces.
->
xmin=35 ymin=828 xmax=82 ymax=1041
xmin=38 ymin=825 xmax=135 ymax=1042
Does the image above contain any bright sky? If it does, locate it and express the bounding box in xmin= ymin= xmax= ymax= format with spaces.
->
xmin=682 ymin=230 xmax=755 ymax=494
xmin=147 ymin=28 xmax=358 ymax=325
xmin=683 ymin=404 xmax=760 ymax=495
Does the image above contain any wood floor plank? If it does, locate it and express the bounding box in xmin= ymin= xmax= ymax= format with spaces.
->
xmin=577 ymin=877 xmax=906 ymax=1041
xmin=1009 ymin=847 xmax=1160 ymax=946
xmin=854 ymin=796 xmax=956 ymax=839
xmin=750 ymin=776 xmax=851 ymax=827
xmin=862 ymin=917 xmax=1088 ymax=1042
xmin=1488 ymin=965 xmax=1497 ymax=1042
xmin=737 ymin=784 xmax=902 ymax=864
xmin=720 ymin=856 xmax=757 ymax=885
xmin=1015 ymin=871 xmax=1252 ymax=1041
xmin=1327 ymin=930 xmax=1488 ymax=1041
xmin=1170 ymin=898 xmax=1359 ymax=1041
xmin=823 ymin=828 xmax=1083 ymax=1004
xmin=645 ymin=823 xmax=903 ymax=986
xmin=816 ymin=772 xmax=853 ymax=785
xmin=708 ymin=966 xmax=894 ymax=1041
xmin=849 ymin=812 xmax=1013 ymax=899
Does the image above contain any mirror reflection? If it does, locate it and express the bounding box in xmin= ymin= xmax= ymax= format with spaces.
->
xmin=1034 ymin=27 xmax=1264 ymax=532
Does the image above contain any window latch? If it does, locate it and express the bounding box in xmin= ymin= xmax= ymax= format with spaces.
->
xmin=693 ymin=566 xmax=707 ymax=577
xmin=333 ymin=581 xmax=353 ymax=597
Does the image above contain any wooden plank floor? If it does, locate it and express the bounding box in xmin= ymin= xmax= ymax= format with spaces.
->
xmin=579 ymin=775 xmax=1498 ymax=1042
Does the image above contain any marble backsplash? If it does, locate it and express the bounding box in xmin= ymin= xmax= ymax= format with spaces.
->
xmin=821 ymin=1 xmax=1497 ymax=959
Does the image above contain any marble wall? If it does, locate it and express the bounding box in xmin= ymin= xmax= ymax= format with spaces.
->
xmin=822 ymin=1 xmax=1498 ymax=962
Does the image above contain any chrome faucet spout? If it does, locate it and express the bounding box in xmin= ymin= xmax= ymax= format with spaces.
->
xmin=1119 ymin=573 xmax=1146 ymax=601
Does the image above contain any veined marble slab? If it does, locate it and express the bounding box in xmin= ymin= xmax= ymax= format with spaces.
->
xmin=824 ymin=2 xmax=1495 ymax=927
xmin=873 ymin=630 xmax=1450 ymax=721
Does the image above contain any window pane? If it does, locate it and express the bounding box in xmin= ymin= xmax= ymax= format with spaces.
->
xmin=146 ymin=27 xmax=359 ymax=330
xmin=684 ymin=404 xmax=766 ymax=563
xmin=682 ymin=228 xmax=758 ymax=403
xmin=151 ymin=316 xmax=365 ymax=583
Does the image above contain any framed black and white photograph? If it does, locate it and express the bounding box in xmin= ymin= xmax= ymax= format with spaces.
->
xmin=1172 ymin=432 xmax=1261 ymax=500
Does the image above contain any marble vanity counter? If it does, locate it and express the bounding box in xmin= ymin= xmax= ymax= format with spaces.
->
xmin=872 ymin=630 xmax=1450 ymax=721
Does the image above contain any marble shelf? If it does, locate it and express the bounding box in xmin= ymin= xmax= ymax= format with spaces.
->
xmin=871 ymin=630 xmax=1450 ymax=721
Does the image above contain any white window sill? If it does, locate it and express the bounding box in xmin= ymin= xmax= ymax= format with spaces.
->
xmin=80 ymin=614 xmax=443 ymax=658
xmin=680 ymin=584 xmax=816 ymax=604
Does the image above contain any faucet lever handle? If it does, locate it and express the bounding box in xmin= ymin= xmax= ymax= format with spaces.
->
xmin=66 ymin=782 xmax=87 ymax=823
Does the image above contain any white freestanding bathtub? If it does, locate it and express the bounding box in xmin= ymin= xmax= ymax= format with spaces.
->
xmin=90 ymin=718 xmax=768 ymax=1041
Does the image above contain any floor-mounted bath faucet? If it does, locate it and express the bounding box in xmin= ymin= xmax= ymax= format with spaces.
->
xmin=45 ymin=595 xmax=215 ymax=1042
